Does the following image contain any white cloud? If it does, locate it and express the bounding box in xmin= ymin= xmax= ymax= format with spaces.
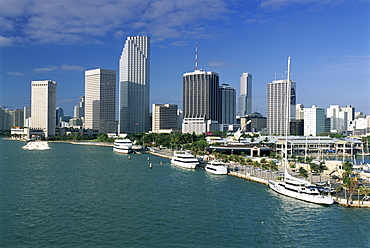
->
xmin=0 ymin=0 xmax=229 ymax=46
xmin=33 ymin=65 xmax=84 ymax=73
xmin=7 ymin=71 xmax=24 ymax=76
xmin=260 ymin=0 xmax=341 ymax=9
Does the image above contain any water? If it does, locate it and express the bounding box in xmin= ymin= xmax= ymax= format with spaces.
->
xmin=1 ymin=139 xmax=369 ymax=247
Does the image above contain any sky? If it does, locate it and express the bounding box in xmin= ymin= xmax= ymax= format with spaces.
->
xmin=1 ymin=0 xmax=370 ymax=117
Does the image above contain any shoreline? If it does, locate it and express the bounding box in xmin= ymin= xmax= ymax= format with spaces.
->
xmin=4 ymin=138 xmax=370 ymax=208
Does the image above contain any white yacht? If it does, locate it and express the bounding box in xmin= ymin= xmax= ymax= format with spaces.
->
xmin=113 ymin=139 xmax=133 ymax=154
xmin=22 ymin=141 xmax=50 ymax=150
xmin=268 ymin=169 xmax=334 ymax=205
xmin=205 ymin=160 xmax=228 ymax=175
xmin=171 ymin=151 xmax=199 ymax=169
xmin=268 ymin=57 xmax=333 ymax=205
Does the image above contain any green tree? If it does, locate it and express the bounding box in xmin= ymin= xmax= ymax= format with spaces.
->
xmin=298 ymin=167 xmax=308 ymax=178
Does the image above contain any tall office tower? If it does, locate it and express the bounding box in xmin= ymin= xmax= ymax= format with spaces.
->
xmin=31 ymin=80 xmax=57 ymax=137
xmin=238 ymin=73 xmax=252 ymax=117
xmin=296 ymin=104 xmax=305 ymax=120
xmin=182 ymin=70 xmax=219 ymax=134
xmin=84 ymin=68 xmax=116 ymax=133
xmin=304 ymin=105 xmax=325 ymax=136
xmin=119 ymin=36 xmax=150 ymax=134
xmin=10 ymin=109 xmax=24 ymax=127
xmin=266 ymin=79 xmax=296 ymax=135
xmin=219 ymin=84 xmax=236 ymax=124
xmin=56 ymin=107 xmax=64 ymax=127
xmin=152 ymin=104 xmax=178 ymax=133
xmin=74 ymin=96 xmax=85 ymax=119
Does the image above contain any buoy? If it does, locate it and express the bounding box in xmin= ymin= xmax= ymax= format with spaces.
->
xmin=128 ymin=155 xmax=131 ymax=159
xmin=149 ymin=163 xmax=152 ymax=169
xmin=160 ymin=161 xmax=163 ymax=165
xmin=147 ymin=157 xmax=150 ymax=161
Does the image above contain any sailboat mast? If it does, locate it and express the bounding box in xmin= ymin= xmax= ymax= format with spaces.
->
xmin=285 ymin=57 xmax=291 ymax=178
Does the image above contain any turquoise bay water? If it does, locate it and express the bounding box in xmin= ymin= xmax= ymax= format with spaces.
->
xmin=1 ymin=140 xmax=369 ymax=247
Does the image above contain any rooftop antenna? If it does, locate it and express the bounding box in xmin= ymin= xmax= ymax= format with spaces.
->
xmin=195 ymin=42 xmax=198 ymax=70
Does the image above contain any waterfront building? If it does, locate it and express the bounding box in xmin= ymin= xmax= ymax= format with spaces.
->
xmin=0 ymin=107 xmax=11 ymax=130
xmin=304 ymin=105 xmax=325 ymax=136
xmin=182 ymin=70 xmax=219 ymax=134
xmin=238 ymin=73 xmax=252 ymax=117
xmin=267 ymin=79 xmax=296 ymax=135
xmin=31 ymin=80 xmax=57 ymax=137
xmin=152 ymin=104 xmax=178 ymax=133
xmin=9 ymin=109 xmax=24 ymax=127
xmin=84 ymin=68 xmax=116 ymax=133
xmin=119 ymin=36 xmax=150 ymax=134
xmin=219 ymin=84 xmax=236 ymax=125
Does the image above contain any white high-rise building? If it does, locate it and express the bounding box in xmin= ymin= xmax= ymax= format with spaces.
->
xmin=119 ymin=36 xmax=150 ymax=133
xmin=304 ymin=105 xmax=325 ymax=136
xmin=238 ymin=73 xmax=252 ymax=117
xmin=31 ymin=80 xmax=57 ymax=137
xmin=84 ymin=69 xmax=116 ymax=133
xmin=267 ymin=79 xmax=296 ymax=135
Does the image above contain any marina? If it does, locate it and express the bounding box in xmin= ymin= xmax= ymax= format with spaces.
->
xmin=1 ymin=139 xmax=370 ymax=247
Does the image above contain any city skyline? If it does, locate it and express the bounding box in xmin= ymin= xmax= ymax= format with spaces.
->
xmin=1 ymin=1 xmax=369 ymax=116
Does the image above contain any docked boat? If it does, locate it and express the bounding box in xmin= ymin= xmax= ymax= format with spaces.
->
xmin=268 ymin=57 xmax=333 ymax=205
xmin=113 ymin=139 xmax=133 ymax=154
xmin=268 ymin=169 xmax=334 ymax=205
xmin=171 ymin=151 xmax=199 ymax=169
xmin=205 ymin=160 xmax=228 ymax=175
xmin=22 ymin=141 xmax=50 ymax=150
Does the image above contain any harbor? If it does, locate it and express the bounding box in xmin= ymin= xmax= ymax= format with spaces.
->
xmin=2 ymin=139 xmax=370 ymax=247
xmin=148 ymin=147 xmax=370 ymax=208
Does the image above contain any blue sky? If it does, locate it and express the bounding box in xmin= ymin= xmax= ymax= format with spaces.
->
xmin=1 ymin=0 xmax=369 ymax=116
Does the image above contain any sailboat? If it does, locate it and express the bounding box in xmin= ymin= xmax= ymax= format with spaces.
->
xmin=268 ymin=57 xmax=334 ymax=205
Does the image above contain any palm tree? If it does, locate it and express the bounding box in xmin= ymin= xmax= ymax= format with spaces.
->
xmin=298 ymin=167 xmax=308 ymax=178
xmin=317 ymin=162 xmax=328 ymax=183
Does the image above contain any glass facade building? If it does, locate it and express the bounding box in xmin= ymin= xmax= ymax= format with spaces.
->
xmin=119 ymin=36 xmax=150 ymax=134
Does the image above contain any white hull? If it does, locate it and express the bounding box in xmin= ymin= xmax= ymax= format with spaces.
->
xmin=113 ymin=147 xmax=131 ymax=154
xmin=268 ymin=178 xmax=334 ymax=205
xmin=205 ymin=160 xmax=228 ymax=175
xmin=171 ymin=151 xmax=199 ymax=169
xmin=113 ymin=139 xmax=132 ymax=154
xmin=171 ymin=160 xmax=198 ymax=169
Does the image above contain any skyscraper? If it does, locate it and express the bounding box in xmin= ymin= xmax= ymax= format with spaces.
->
xmin=219 ymin=84 xmax=236 ymax=124
xmin=31 ymin=80 xmax=57 ymax=137
xmin=182 ymin=70 xmax=219 ymax=134
xmin=84 ymin=68 xmax=116 ymax=133
xmin=238 ymin=73 xmax=252 ymax=117
xmin=119 ymin=36 xmax=150 ymax=133
xmin=267 ymin=79 xmax=296 ymax=135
